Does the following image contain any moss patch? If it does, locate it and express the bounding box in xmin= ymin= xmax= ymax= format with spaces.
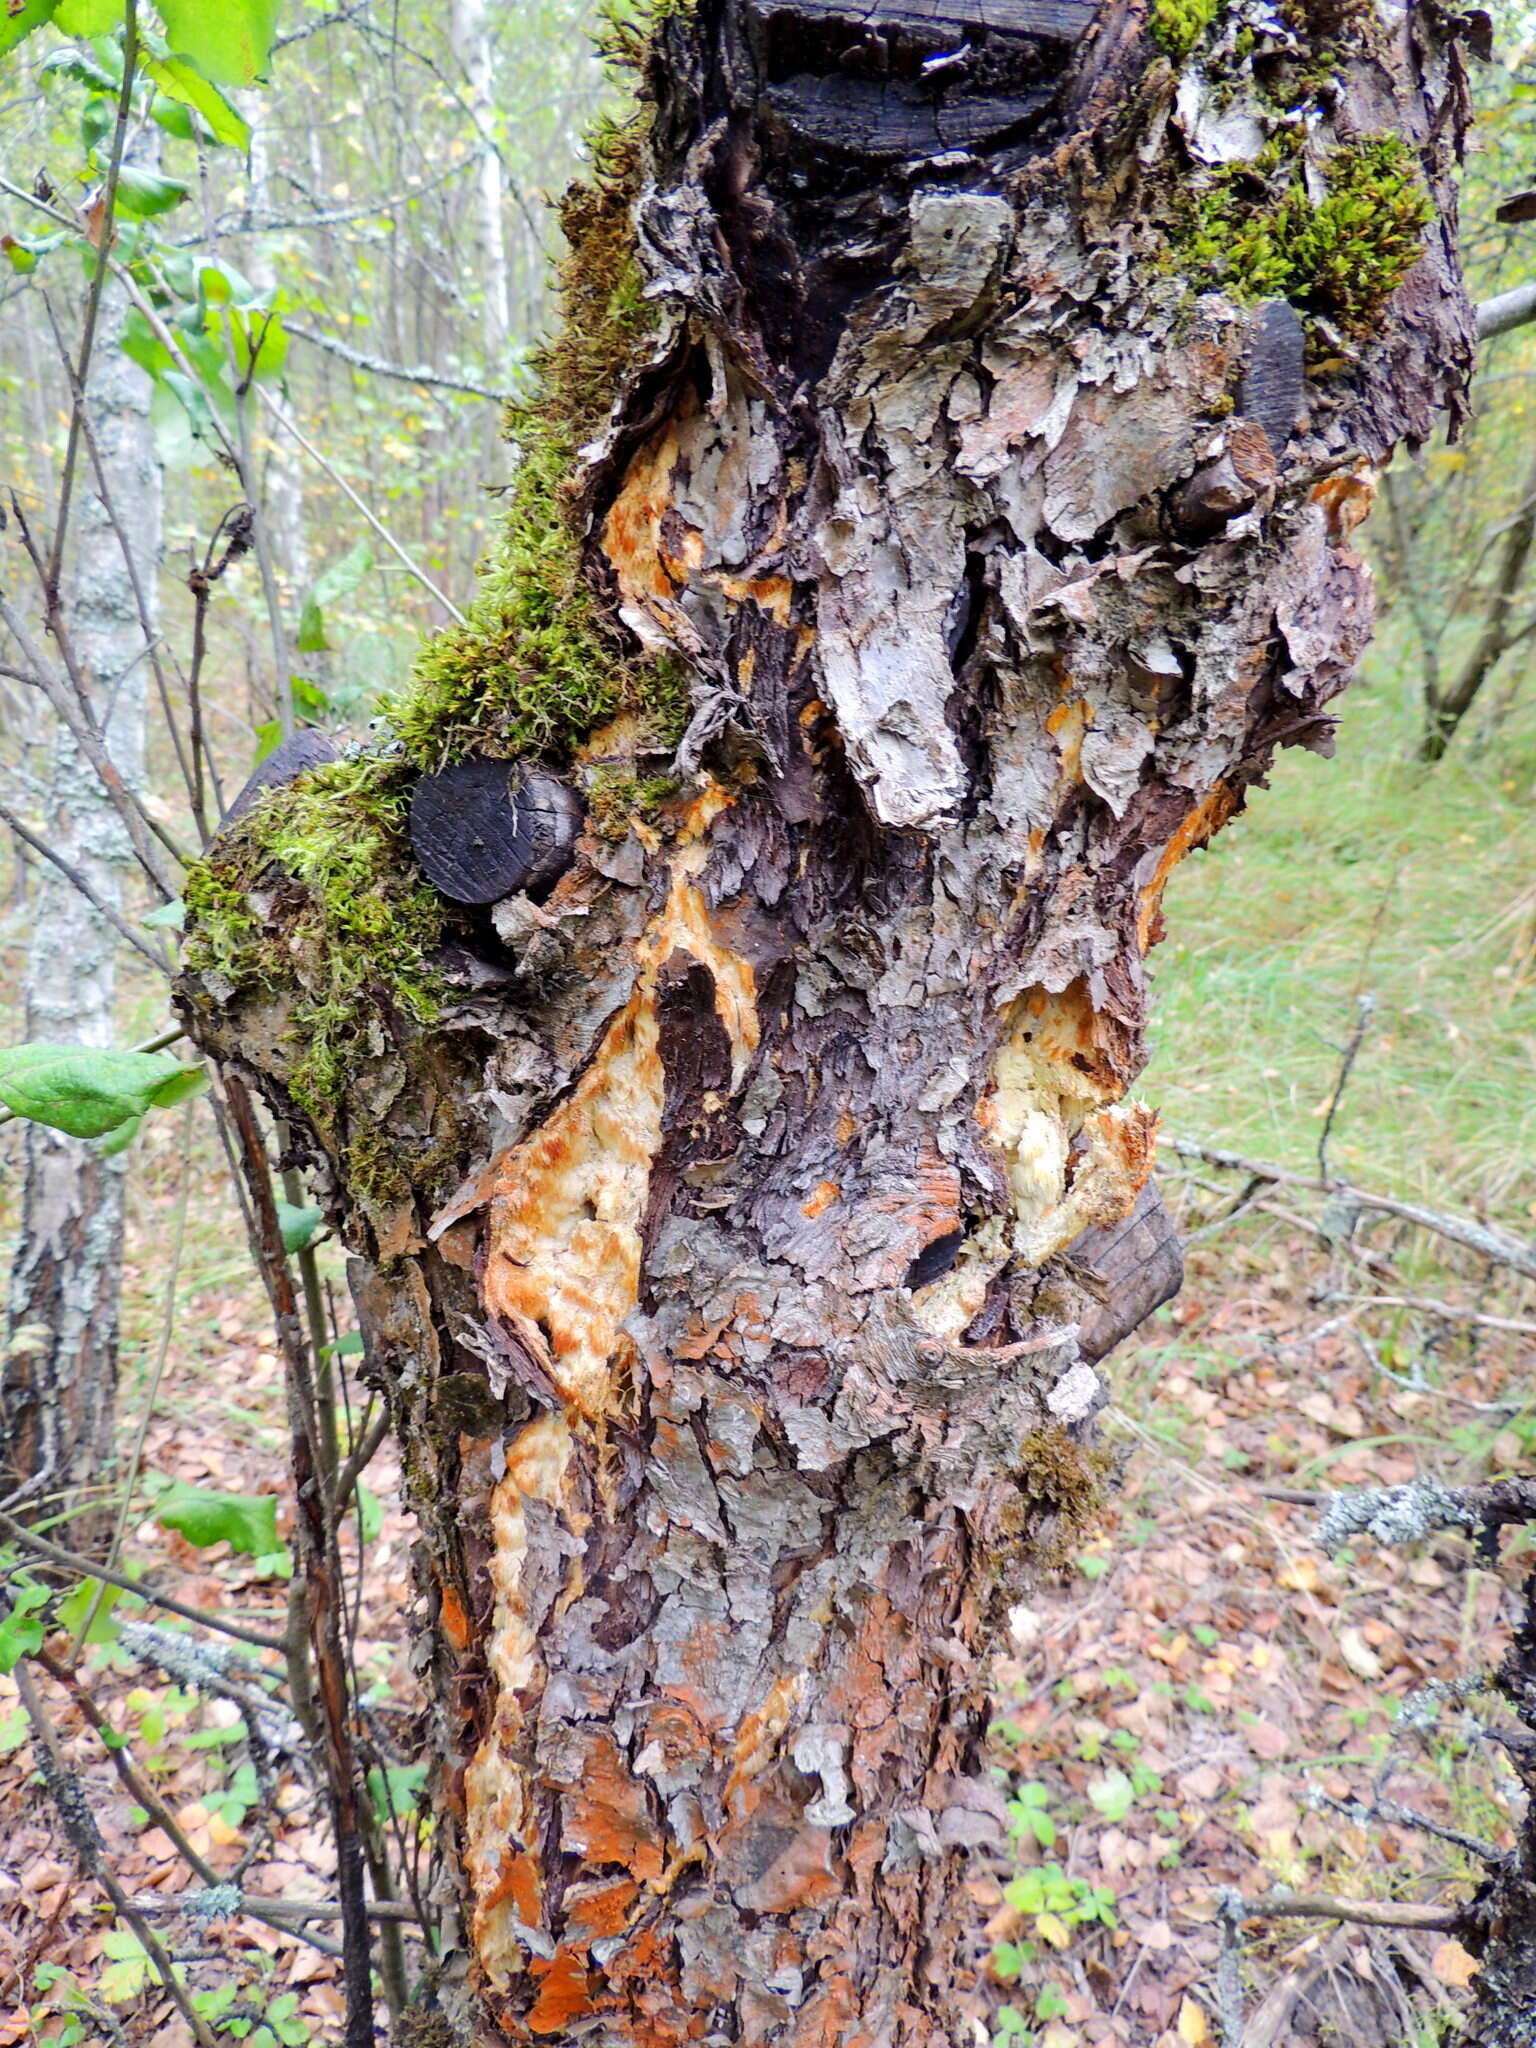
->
xmin=1151 ymin=0 xmax=1223 ymax=62
xmin=1012 ymin=1426 xmax=1113 ymax=1568
xmin=184 ymin=755 xmax=445 ymax=1129
xmin=1173 ymin=135 xmax=1431 ymax=328
xmin=585 ymin=764 xmax=680 ymax=838
xmin=391 ymin=109 xmax=690 ymax=772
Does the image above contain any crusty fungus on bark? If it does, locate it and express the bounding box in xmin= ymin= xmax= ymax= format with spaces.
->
xmin=178 ymin=0 xmax=1475 ymax=2039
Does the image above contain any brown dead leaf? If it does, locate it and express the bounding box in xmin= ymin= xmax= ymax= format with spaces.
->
xmin=1177 ymin=1997 xmax=1213 ymax=2046
xmin=1338 ymin=1625 xmax=1384 ymax=1681
xmin=1431 ymin=1939 xmax=1479 ymax=1989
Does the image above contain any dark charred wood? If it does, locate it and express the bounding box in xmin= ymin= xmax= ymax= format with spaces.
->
xmin=1239 ymin=300 xmax=1308 ymax=455
xmin=408 ymin=759 xmax=582 ymax=906
xmin=217 ymin=728 xmax=338 ymax=834
xmin=751 ymin=0 xmax=1099 ymax=29
xmin=766 ymin=73 xmax=1057 ymax=155
xmin=1066 ymin=1182 xmax=1184 ymax=1365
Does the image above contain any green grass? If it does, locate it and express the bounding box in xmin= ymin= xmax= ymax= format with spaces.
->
xmin=1143 ymin=617 xmax=1536 ymax=1218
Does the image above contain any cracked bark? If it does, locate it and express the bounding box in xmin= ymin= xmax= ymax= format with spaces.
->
xmin=181 ymin=2 xmax=1476 ymax=2039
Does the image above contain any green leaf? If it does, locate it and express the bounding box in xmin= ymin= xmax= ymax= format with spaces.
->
xmin=1087 ymin=1767 xmax=1135 ymax=1823
xmin=0 ymin=1605 xmax=45 ymax=1675
xmin=0 ymin=0 xmax=60 ymax=63
xmin=143 ymin=53 xmax=250 ymax=149
xmin=252 ymin=719 xmax=283 ymax=764
xmin=355 ymin=1480 xmax=382 ymax=1546
xmin=95 ymin=1113 xmax=143 ymax=1157
xmin=143 ymin=898 xmax=185 ymax=930
xmin=120 ymin=306 xmax=177 ymax=383
xmin=155 ymin=1481 xmax=279 ymax=1558
xmin=55 ymin=0 xmax=119 ymax=29
xmin=148 ymin=1063 xmax=206 ymax=1110
xmin=99 ymin=1929 xmax=154 ymax=2004
xmin=276 ymin=1200 xmax=323 ymax=1254
xmin=157 ymin=0 xmax=280 ymax=84
xmin=80 ymin=93 xmax=113 ymax=153
xmin=55 ymin=1576 xmax=125 ymax=1645
xmin=114 ymin=165 xmax=191 ymax=218
xmin=367 ymin=1761 xmax=428 ymax=1827
xmin=299 ymin=536 xmax=374 ymax=649
xmin=0 ymin=1043 xmax=197 ymax=1140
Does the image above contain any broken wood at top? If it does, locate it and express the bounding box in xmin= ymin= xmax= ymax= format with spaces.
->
xmin=753 ymin=0 xmax=1100 ymax=38
xmin=767 ymin=73 xmax=1057 ymax=154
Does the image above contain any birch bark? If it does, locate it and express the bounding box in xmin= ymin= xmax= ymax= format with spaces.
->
xmin=3 ymin=281 xmax=161 ymax=1520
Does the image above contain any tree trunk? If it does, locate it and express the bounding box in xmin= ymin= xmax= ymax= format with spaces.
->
xmin=180 ymin=3 xmax=1475 ymax=2038
xmin=453 ymin=0 xmax=512 ymax=364
xmin=3 ymin=282 xmax=160 ymax=1523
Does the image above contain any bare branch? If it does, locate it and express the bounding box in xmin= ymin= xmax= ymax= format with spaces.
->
xmin=1167 ymin=1136 xmax=1536 ymax=1282
xmin=1478 ymin=280 xmax=1536 ymax=341
xmin=1230 ymin=1891 xmax=1460 ymax=1932
xmin=285 ymin=320 xmax=509 ymax=401
xmin=0 ymin=1506 xmax=288 ymax=1655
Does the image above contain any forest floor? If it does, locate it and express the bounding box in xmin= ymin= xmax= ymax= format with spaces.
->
xmin=0 ymin=643 xmax=1532 ymax=2047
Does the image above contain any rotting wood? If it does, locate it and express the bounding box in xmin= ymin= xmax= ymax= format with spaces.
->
xmin=178 ymin=0 xmax=1479 ymax=2037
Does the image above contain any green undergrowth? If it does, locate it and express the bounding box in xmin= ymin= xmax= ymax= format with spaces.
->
xmin=1172 ymin=135 xmax=1431 ymax=327
xmin=184 ymin=755 xmax=445 ymax=1131
xmin=391 ymin=107 xmax=690 ymax=771
xmin=1143 ymin=617 xmax=1536 ymax=1215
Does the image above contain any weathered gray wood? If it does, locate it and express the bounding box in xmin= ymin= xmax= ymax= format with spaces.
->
xmin=1239 ymin=300 xmax=1308 ymax=455
xmin=218 ymin=729 xmax=338 ymax=833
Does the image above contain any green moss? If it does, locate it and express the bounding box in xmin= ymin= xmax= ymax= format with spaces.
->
xmin=1172 ymin=134 xmax=1431 ymax=328
xmin=184 ymin=755 xmax=445 ymax=1128
xmin=1013 ymin=1427 xmax=1113 ymax=1568
xmin=1151 ymin=0 xmax=1222 ymax=62
xmin=391 ymin=109 xmax=691 ymax=772
xmin=586 ymin=764 xmax=680 ymax=838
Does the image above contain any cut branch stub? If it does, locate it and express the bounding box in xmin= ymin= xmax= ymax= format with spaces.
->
xmin=408 ymin=758 xmax=582 ymax=905
xmin=1239 ymin=300 xmax=1308 ymax=455
xmin=217 ymin=729 xmax=338 ymax=835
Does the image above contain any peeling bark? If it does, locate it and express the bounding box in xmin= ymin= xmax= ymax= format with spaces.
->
xmin=180 ymin=2 xmax=1475 ymax=2038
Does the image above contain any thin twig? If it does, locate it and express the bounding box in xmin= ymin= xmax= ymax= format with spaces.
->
xmin=1167 ymin=1137 xmax=1536 ymax=1283
xmin=1231 ymin=1891 xmax=1460 ymax=1932
xmin=0 ymin=794 xmax=170 ymax=973
xmin=44 ymin=0 xmax=141 ymax=605
xmin=69 ymin=1098 xmax=194 ymax=1659
xmin=1318 ymin=993 xmax=1375 ymax=1184
xmin=1319 ymin=1292 xmax=1536 ymax=1337
xmin=29 ymin=1644 xmax=343 ymax=1960
xmin=253 ymin=386 xmax=469 ymax=626
xmin=0 ymin=1507 xmax=287 ymax=1655
xmin=285 ymin=320 xmax=508 ymax=400
xmin=14 ymin=1659 xmax=219 ymax=2048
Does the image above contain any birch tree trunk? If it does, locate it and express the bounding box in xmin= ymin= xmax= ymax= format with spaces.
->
xmin=3 ymin=283 xmax=160 ymax=1521
xmin=453 ymin=0 xmax=512 ymax=363
xmin=181 ymin=2 xmax=1475 ymax=2038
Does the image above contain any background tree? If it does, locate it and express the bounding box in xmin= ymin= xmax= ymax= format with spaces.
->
xmin=177 ymin=1 xmax=1477 ymax=2040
